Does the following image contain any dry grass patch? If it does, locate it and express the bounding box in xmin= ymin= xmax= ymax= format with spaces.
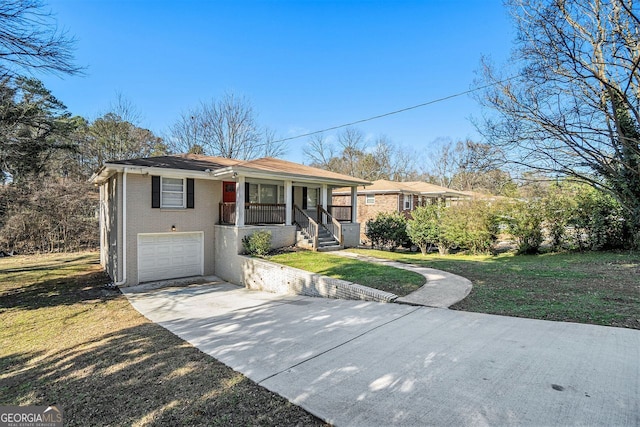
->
xmin=0 ymin=252 xmax=326 ymax=426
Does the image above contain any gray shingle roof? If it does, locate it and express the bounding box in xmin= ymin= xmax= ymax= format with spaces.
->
xmin=107 ymin=154 xmax=241 ymax=171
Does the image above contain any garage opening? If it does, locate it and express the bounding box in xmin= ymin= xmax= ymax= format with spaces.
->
xmin=137 ymin=232 xmax=204 ymax=283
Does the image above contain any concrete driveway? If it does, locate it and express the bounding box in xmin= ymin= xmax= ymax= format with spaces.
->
xmin=124 ymin=282 xmax=640 ymax=426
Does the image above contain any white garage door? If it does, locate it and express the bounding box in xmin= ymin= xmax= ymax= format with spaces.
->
xmin=137 ymin=232 xmax=204 ymax=283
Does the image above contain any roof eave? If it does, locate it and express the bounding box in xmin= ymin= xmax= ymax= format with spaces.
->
xmin=92 ymin=162 xmax=370 ymax=187
xmin=214 ymin=165 xmax=370 ymax=187
xmin=91 ymin=163 xmax=220 ymax=185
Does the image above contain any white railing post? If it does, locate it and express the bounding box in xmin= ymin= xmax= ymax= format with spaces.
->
xmin=350 ymin=186 xmax=358 ymax=223
xmin=321 ymin=184 xmax=328 ymax=224
xmin=235 ymin=175 xmax=245 ymax=227
xmin=285 ymin=180 xmax=292 ymax=225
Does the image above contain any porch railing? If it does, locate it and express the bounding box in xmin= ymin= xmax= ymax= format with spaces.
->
xmin=293 ymin=205 xmax=319 ymax=250
xmin=317 ymin=205 xmax=343 ymax=246
xmin=327 ymin=205 xmax=352 ymax=222
xmin=219 ymin=202 xmax=236 ymax=225
xmin=247 ymin=203 xmax=286 ymax=224
xmin=219 ymin=202 xmax=286 ymax=225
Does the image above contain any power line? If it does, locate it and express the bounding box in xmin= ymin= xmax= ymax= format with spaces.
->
xmin=273 ymin=76 xmax=517 ymax=143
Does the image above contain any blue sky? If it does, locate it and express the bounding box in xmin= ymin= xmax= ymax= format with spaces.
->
xmin=41 ymin=0 xmax=514 ymax=163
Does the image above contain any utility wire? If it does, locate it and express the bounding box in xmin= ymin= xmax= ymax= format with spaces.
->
xmin=272 ymin=76 xmax=517 ymax=143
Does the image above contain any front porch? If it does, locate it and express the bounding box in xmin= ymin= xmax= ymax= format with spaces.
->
xmin=219 ymin=203 xmax=358 ymax=250
xmin=213 ymin=168 xmax=364 ymax=250
xmin=218 ymin=203 xmax=353 ymax=225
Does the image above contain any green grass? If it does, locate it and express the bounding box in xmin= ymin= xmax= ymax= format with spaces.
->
xmin=346 ymin=248 xmax=640 ymax=329
xmin=268 ymin=251 xmax=425 ymax=296
xmin=0 ymin=252 xmax=326 ymax=426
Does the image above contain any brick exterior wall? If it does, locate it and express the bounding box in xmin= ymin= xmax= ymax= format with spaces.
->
xmin=334 ymin=193 xmax=407 ymax=243
xmin=214 ymin=224 xmax=297 ymax=285
xmin=123 ymin=174 xmax=220 ymax=286
xmin=333 ymin=192 xmax=442 ymax=243
xmin=333 ymin=193 xmax=400 ymax=221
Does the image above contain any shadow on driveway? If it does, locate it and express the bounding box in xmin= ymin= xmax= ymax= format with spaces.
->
xmin=124 ymin=282 xmax=640 ymax=426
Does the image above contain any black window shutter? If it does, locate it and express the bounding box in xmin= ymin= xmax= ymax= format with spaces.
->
xmin=151 ymin=176 xmax=160 ymax=208
xmin=186 ymin=178 xmax=195 ymax=208
xmin=302 ymin=187 xmax=308 ymax=209
xmin=245 ymin=182 xmax=250 ymax=203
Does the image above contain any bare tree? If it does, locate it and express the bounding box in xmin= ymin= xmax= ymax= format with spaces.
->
xmin=427 ymin=138 xmax=457 ymax=187
xmin=303 ymin=133 xmax=335 ymax=169
xmin=426 ymin=138 xmax=512 ymax=194
xmin=392 ymin=147 xmax=422 ymax=181
xmin=477 ymin=0 xmax=640 ymax=244
xmin=262 ymin=126 xmax=287 ymax=158
xmin=303 ymin=127 xmax=420 ymax=181
xmin=170 ymin=92 xmax=286 ymax=160
xmin=169 ymin=110 xmax=200 ymax=154
xmin=78 ymin=96 xmax=167 ymax=173
xmin=366 ymin=136 xmax=420 ymax=181
xmin=107 ymin=92 xmax=142 ymax=125
xmin=0 ymin=0 xmax=81 ymax=78
xmin=337 ymin=127 xmax=366 ymax=176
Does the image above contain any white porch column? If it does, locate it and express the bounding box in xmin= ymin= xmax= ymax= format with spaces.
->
xmin=321 ymin=184 xmax=328 ymax=223
xmin=351 ymin=186 xmax=358 ymax=223
xmin=321 ymin=184 xmax=328 ymax=209
xmin=284 ymin=180 xmax=292 ymax=226
xmin=235 ymin=175 xmax=245 ymax=226
xmin=99 ymin=184 xmax=105 ymax=267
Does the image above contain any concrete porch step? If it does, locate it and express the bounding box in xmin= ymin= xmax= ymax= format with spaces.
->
xmin=296 ymin=229 xmax=341 ymax=251
xmin=317 ymin=244 xmax=344 ymax=252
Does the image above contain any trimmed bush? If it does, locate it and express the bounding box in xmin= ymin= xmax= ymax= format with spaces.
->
xmin=365 ymin=212 xmax=408 ymax=251
xmin=242 ymin=230 xmax=272 ymax=256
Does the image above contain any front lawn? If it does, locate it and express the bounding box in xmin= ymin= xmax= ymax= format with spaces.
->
xmin=346 ymin=248 xmax=640 ymax=329
xmin=0 ymin=252 xmax=325 ymax=426
xmin=268 ymin=251 xmax=425 ymax=297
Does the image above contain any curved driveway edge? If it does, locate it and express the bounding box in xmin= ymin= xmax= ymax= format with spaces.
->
xmin=333 ymin=251 xmax=472 ymax=308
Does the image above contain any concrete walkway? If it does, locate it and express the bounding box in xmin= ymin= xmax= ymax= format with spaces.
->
xmin=333 ymin=250 xmax=472 ymax=308
xmin=123 ymin=283 xmax=640 ymax=427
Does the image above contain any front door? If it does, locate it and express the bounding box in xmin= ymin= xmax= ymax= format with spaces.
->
xmin=222 ymin=181 xmax=236 ymax=203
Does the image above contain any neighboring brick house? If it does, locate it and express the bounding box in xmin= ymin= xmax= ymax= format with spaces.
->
xmin=331 ymin=179 xmax=467 ymax=243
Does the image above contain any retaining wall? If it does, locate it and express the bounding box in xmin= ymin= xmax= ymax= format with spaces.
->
xmin=241 ymin=256 xmax=398 ymax=303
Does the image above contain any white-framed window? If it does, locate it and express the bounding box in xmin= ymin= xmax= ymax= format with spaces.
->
xmin=365 ymin=194 xmax=375 ymax=205
xmin=248 ymin=183 xmax=259 ymax=203
xmin=307 ymin=188 xmax=319 ymax=208
xmin=161 ymin=177 xmax=185 ymax=208
xmin=260 ymin=184 xmax=278 ymax=204
xmin=248 ymin=182 xmax=286 ymax=204
xmin=278 ymin=185 xmax=285 ymax=204
xmin=403 ymin=194 xmax=413 ymax=210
